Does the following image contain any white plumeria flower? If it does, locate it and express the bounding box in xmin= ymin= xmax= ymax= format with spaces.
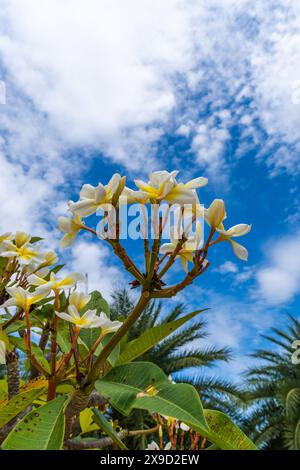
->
xmin=96 ymin=312 xmax=123 ymax=335
xmin=69 ymin=291 xmax=91 ymax=312
xmin=146 ymin=441 xmax=172 ymax=450
xmin=180 ymin=423 xmax=190 ymax=431
xmin=160 ymin=221 xmax=203 ymax=272
xmin=135 ymin=171 xmax=206 ymax=205
xmin=28 ymin=272 xmax=84 ymax=292
xmin=205 ymin=199 xmax=226 ymax=230
xmin=120 ymin=187 xmax=149 ymax=205
xmin=0 ymin=340 xmax=6 ymax=364
xmin=0 ymin=232 xmax=13 ymax=246
xmin=1 ymin=286 xmax=50 ymax=310
xmin=56 ymin=306 xmax=122 ymax=332
xmin=69 ymin=173 xmax=122 ymax=217
xmin=217 ymin=223 xmax=251 ymax=261
xmin=58 ymin=214 xmax=84 ymax=248
xmin=1 ymin=231 xmax=44 ymax=265
xmin=41 ymin=251 xmax=59 ymax=267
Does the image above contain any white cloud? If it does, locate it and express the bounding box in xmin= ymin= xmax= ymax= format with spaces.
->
xmin=214 ymin=261 xmax=239 ymax=275
xmin=0 ymin=0 xmax=300 ymax=180
xmin=68 ymin=239 xmax=124 ymax=300
xmin=256 ymin=232 xmax=300 ymax=305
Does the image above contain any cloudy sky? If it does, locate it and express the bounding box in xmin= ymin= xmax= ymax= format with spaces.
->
xmin=0 ymin=0 xmax=300 ymax=380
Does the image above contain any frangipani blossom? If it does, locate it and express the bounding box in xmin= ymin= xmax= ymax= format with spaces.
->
xmin=69 ymin=173 xmax=122 ymax=217
xmin=217 ymin=223 xmax=251 ymax=261
xmin=121 ymin=187 xmax=149 ymax=205
xmin=160 ymin=221 xmax=203 ymax=272
xmin=135 ymin=171 xmax=207 ymax=205
xmin=58 ymin=214 xmax=84 ymax=248
xmin=146 ymin=441 xmax=172 ymax=450
xmin=28 ymin=272 xmax=84 ymax=292
xmin=56 ymin=306 xmax=122 ymax=332
xmin=205 ymin=199 xmax=226 ymax=230
xmin=0 ymin=232 xmax=13 ymax=245
xmin=1 ymin=286 xmax=50 ymax=310
xmin=1 ymin=239 xmax=44 ymax=265
xmin=69 ymin=291 xmax=91 ymax=312
xmin=41 ymin=251 xmax=59 ymax=267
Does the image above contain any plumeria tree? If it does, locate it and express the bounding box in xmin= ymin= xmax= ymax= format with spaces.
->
xmin=0 ymin=170 xmax=254 ymax=450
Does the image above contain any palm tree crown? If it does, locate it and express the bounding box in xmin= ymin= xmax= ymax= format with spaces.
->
xmin=245 ymin=315 xmax=300 ymax=450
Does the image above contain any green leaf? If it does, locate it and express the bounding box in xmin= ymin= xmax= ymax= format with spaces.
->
xmin=79 ymin=326 xmax=101 ymax=350
xmin=30 ymin=236 xmax=44 ymax=244
xmin=86 ymin=291 xmax=110 ymax=316
xmin=2 ymin=395 xmax=67 ymax=450
xmin=92 ymin=408 xmax=128 ymax=450
xmin=0 ymin=329 xmax=9 ymax=348
xmin=9 ymin=336 xmax=51 ymax=374
xmin=116 ymin=309 xmax=207 ymax=365
xmin=0 ymin=378 xmax=47 ymax=428
xmin=5 ymin=318 xmax=41 ymax=334
xmin=79 ymin=408 xmax=99 ymax=434
xmin=57 ymin=328 xmax=72 ymax=354
xmin=204 ymin=410 xmax=257 ymax=451
xmin=51 ymin=264 xmax=65 ymax=274
xmin=95 ymin=362 xmax=256 ymax=451
xmin=95 ymin=362 xmax=209 ymax=434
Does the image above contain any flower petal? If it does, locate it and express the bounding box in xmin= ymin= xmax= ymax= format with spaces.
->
xmin=230 ymin=240 xmax=248 ymax=261
xmin=159 ymin=243 xmax=176 ymax=254
xmin=56 ymin=311 xmax=76 ymax=324
xmin=184 ymin=177 xmax=208 ymax=189
xmin=226 ymin=224 xmax=252 ymax=237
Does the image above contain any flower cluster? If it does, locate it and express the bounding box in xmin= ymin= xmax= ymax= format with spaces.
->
xmin=59 ymin=170 xmax=251 ymax=272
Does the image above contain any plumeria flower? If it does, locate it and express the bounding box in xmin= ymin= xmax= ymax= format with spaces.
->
xmin=40 ymin=251 xmax=59 ymax=267
xmin=1 ymin=231 xmax=44 ymax=265
xmin=180 ymin=423 xmax=190 ymax=431
xmin=28 ymin=272 xmax=84 ymax=292
xmin=146 ymin=441 xmax=172 ymax=450
xmin=0 ymin=232 xmax=13 ymax=246
xmin=120 ymin=187 xmax=149 ymax=205
xmin=160 ymin=221 xmax=203 ymax=272
xmin=217 ymin=223 xmax=251 ymax=261
xmin=58 ymin=213 xmax=84 ymax=248
xmin=135 ymin=171 xmax=206 ymax=205
xmin=1 ymin=286 xmax=50 ymax=310
xmin=205 ymin=199 xmax=226 ymax=230
xmin=69 ymin=291 xmax=91 ymax=312
xmin=69 ymin=173 xmax=122 ymax=217
xmin=0 ymin=340 xmax=6 ymax=365
xmin=56 ymin=306 xmax=122 ymax=332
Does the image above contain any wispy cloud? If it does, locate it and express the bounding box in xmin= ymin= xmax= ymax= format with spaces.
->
xmin=256 ymin=232 xmax=300 ymax=305
xmin=0 ymin=0 xmax=300 ymax=181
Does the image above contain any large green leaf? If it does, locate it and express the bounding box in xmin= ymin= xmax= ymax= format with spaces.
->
xmin=9 ymin=336 xmax=50 ymax=374
xmin=0 ymin=378 xmax=47 ymax=428
xmin=92 ymin=409 xmax=128 ymax=450
xmin=95 ymin=362 xmax=209 ymax=434
xmin=116 ymin=309 xmax=207 ymax=365
xmin=204 ymin=410 xmax=257 ymax=451
xmin=95 ymin=362 xmax=256 ymax=451
xmin=2 ymin=395 xmax=67 ymax=450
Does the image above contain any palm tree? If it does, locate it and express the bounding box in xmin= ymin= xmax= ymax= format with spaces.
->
xmin=109 ymin=289 xmax=243 ymax=447
xmin=244 ymin=315 xmax=300 ymax=450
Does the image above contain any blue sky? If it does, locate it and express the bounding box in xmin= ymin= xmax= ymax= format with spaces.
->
xmin=0 ymin=0 xmax=300 ymax=381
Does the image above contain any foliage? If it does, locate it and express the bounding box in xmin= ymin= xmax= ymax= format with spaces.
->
xmin=244 ymin=315 xmax=300 ymax=450
xmin=0 ymin=170 xmax=254 ymax=450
